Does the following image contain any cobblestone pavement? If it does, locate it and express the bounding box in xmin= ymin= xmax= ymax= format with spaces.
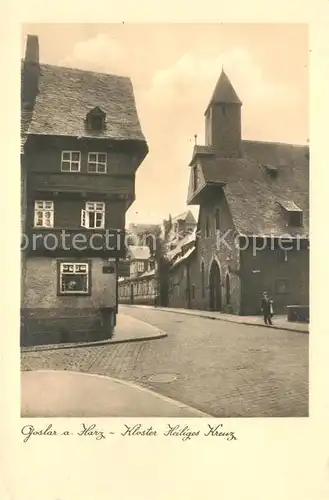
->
xmin=21 ymin=306 xmax=309 ymax=417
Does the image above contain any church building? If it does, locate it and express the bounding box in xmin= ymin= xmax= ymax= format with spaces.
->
xmin=185 ymin=69 xmax=309 ymax=315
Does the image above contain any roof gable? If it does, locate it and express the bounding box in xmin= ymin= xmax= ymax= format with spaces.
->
xmin=172 ymin=210 xmax=196 ymax=225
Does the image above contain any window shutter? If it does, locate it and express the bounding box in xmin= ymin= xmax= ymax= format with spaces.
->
xmin=81 ymin=209 xmax=87 ymax=228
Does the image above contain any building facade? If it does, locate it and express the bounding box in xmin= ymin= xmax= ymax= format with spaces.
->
xmin=21 ymin=35 xmax=148 ymax=345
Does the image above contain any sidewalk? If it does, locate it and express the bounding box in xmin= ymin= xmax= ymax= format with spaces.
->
xmin=21 ymin=370 xmax=210 ymax=417
xmin=21 ymin=313 xmax=167 ymax=352
xmin=125 ymin=305 xmax=309 ymax=334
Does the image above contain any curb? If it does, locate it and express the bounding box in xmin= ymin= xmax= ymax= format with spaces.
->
xmin=21 ymin=331 xmax=167 ymax=353
xmin=22 ymin=369 xmax=211 ymax=417
xmin=125 ymin=305 xmax=309 ymax=334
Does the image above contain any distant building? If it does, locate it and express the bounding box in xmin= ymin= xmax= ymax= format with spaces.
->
xmin=119 ymin=213 xmax=197 ymax=306
xmin=127 ymin=245 xmax=155 ymax=277
xmin=167 ymin=210 xmax=197 ymax=246
xmin=127 ymin=222 xmax=160 ymax=253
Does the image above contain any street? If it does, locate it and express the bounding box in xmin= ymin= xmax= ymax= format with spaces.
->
xmin=21 ymin=305 xmax=308 ymax=417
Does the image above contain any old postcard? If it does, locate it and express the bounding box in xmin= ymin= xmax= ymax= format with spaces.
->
xmin=20 ymin=23 xmax=309 ymax=419
xmin=1 ymin=7 xmax=329 ymax=500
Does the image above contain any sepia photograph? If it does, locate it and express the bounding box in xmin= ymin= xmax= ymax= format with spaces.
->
xmin=20 ymin=23 xmax=309 ymax=419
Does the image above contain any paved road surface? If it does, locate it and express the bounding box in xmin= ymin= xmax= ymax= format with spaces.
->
xmin=21 ymin=306 xmax=308 ymax=417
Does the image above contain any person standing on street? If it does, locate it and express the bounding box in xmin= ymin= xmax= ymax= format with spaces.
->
xmin=260 ymin=291 xmax=273 ymax=325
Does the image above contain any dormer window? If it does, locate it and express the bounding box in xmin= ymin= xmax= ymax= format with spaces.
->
xmin=262 ymin=164 xmax=278 ymax=178
xmin=278 ymin=200 xmax=303 ymax=227
xmin=86 ymin=107 xmax=106 ymax=132
xmin=289 ymin=211 xmax=303 ymax=227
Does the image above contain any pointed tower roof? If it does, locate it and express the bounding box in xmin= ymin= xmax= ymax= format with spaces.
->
xmin=205 ymin=69 xmax=242 ymax=114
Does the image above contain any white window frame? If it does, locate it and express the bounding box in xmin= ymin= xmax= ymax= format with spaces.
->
xmin=34 ymin=200 xmax=54 ymax=228
xmin=59 ymin=262 xmax=89 ymax=295
xmin=137 ymin=262 xmax=144 ymax=272
xmin=87 ymin=152 xmax=107 ymax=173
xmin=61 ymin=151 xmax=81 ymax=172
xmin=81 ymin=201 xmax=105 ymax=229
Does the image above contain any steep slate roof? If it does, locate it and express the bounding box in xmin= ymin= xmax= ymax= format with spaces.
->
xmin=166 ymin=228 xmax=197 ymax=262
xmin=127 ymin=245 xmax=151 ymax=260
xmin=189 ymin=145 xmax=216 ymax=166
xmin=205 ymin=69 xmax=242 ymax=114
xmin=25 ymin=63 xmax=146 ymax=142
xmin=171 ymin=247 xmax=196 ymax=269
xmin=192 ymin=140 xmax=309 ymax=237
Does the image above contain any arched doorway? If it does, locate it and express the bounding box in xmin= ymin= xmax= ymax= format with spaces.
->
xmin=209 ymin=260 xmax=222 ymax=311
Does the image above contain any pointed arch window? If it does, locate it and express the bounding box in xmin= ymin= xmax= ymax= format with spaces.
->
xmin=225 ymin=273 xmax=231 ymax=305
xmin=215 ymin=208 xmax=220 ymax=231
xmin=201 ymin=261 xmax=206 ymax=298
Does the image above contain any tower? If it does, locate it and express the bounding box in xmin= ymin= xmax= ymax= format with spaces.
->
xmin=204 ymin=69 xmax=242 ymax=158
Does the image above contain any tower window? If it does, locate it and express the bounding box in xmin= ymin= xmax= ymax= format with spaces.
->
xmin=192 ymin=165 xmax=200 ymax=191
xmin=221 ymin=105 xmax=226 ymax=116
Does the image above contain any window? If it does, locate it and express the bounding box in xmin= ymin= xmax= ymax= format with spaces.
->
xmin=90 ymin=115 xmax=103 ymax=130
xmin=225 ymin=273 xmax=231 ymax=305
xmin=221 ymin=105 xmax=226 ymax=116
xmin=275 ymin=279 xmax=290 ymax=295
xmin=34 ymin=200 xmax=54 ymax=227
xmin=88 ymin=153 xmax=107 ymax=173
xmin=137 ymin=262 xmax=144 ymax=272
xmin=205 ymin=216 xmax=210 ymax=237
xmin=191 ymin=285 xmax=195 ymax=299
xmin=61 ymin=151 xmax=81 ymax=172
xmin=58 ymin=262 xmax=89 ymax=295
xmin=215 ymin=208 xmax=220 ymax=231
xmin=81 ymin=202 xmax=105 ymax=229
xmin=201 ymin=261 xmax=206 ymax=298
xmin=193 ymin=165 xmax=198 ymax=191
xmin=86 ymin=107 xmax=106 ymax=131
xmin=289 ymin=211 xmax=303 ymax=227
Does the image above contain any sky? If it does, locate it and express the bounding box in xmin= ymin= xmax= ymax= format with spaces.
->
xmin=21 ymin=23 xmax=308 ymax=225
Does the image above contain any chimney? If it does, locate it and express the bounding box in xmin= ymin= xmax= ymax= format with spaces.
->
xmin=25 ymin=35 xmax=39 ymax=64
xmin=22 ymin=34 xmax=40 ymax=108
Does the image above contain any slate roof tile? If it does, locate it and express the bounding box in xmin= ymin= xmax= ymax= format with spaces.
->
xmin=22 ymin=62 xmax=146 ymax=143
xmin=193 ymin=140 xmax=309 ymax=237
